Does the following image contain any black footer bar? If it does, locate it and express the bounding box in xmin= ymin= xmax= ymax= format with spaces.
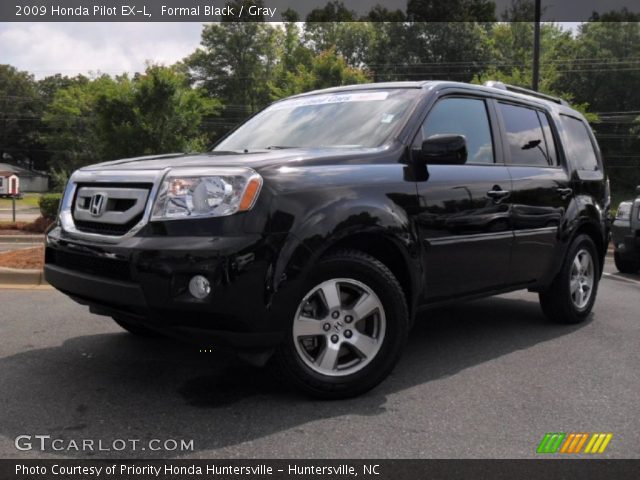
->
xmin=2 ymin=459 xmax=639 ymax=480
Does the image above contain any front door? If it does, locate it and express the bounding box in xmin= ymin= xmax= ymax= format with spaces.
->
xmin=10 ymin=177 xmax=17 ymax=195
xmin=412 ymin=96 xmax=513 ymax=300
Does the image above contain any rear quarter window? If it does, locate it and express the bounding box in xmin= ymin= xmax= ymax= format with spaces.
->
xmin=560 ymin=115 xmax=600 ymax=171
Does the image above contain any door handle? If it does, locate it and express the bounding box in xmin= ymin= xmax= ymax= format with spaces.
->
xmin=557 ymin=187 xmax=573 ymax=199
xmin=486 ymin=189 xmax=510 ymax=201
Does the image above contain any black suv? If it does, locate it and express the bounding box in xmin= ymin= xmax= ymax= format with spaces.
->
xmin=612 ymin=186 xmax=640 ymax=273
xmin=45 ymin=81 xmax=609 ymax=398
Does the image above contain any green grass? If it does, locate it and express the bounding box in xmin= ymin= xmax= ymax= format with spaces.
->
xmin=0 ymin=193 xmax=41 ymax=209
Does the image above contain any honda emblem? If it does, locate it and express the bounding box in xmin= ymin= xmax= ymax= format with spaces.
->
xmin=89 ymin=193 xmax=107 ymax=217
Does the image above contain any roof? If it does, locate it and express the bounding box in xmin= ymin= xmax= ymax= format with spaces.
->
xmin=0 ymin=163 xmax=48 ymax=178
xmin=0 ymin=171 xmax=18 ymax=177
xmin=285 ymin=80 xmax=579 ymax=117
xmin=287 ymin=81 xmax=429 ymax=99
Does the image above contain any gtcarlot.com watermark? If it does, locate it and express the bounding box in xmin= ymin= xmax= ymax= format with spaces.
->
xmin=15 ymin=435 xmax=194 ymax=452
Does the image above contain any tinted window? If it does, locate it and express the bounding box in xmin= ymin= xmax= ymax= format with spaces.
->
xmin=499 ymin=103 xmax=550 ymax=166
xmin=537 ymin=111 xmax=557 ymax=166
xmin=420 ymin=98 xmax=494 ymax=164
xmin=560 ymin=115 xmax=599 ymax=171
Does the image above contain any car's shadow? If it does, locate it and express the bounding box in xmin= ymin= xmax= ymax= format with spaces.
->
xmin=0 ymin=295 xmax=589 ymax=458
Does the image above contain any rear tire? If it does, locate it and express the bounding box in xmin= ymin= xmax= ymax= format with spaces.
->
xmin=273 ymin=250 xmax=409 ymax=399
xmin=112 ymin=316 xmax=160 ymax=337
xmin=539 ymin=234 xmax=600 ymax=324
xmin=614 ymin=251 xmax=639 ymax=274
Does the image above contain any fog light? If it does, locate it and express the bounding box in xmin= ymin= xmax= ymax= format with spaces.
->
xmin=189 ymin=275 xmax=211 ymax=299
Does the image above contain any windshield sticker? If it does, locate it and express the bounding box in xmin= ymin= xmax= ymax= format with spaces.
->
xmin=272 ymin=91 xmax=389 ymax=110
xmin=380 ymin=113 xmax=395 ymax=124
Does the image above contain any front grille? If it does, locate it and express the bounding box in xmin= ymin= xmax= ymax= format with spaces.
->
xmin=72 ymin=183 xmax=152 ymax=236
xmin=46 ymin=248 xmax=132 ymax=281
xmin=74 ymin=215 xmax=144 ymax=235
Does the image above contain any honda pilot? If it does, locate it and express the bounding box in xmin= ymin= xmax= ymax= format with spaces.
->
xmin=45 ymin=81 xmax=610 ymax=398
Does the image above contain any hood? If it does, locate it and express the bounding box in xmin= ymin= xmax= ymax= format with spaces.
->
xmin=79 ymin=147 xmax=389 ymax=173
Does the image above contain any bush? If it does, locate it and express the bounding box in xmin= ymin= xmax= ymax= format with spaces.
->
xmin=39 ymin=193 xmax=62 ymax=220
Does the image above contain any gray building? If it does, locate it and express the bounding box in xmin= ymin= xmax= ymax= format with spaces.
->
xmin=0 ymin=163 xmax=49 ymax=193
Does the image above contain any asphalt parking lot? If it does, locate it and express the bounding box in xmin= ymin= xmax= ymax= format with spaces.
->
xmin=0 ymin=261 xmax=638 ymax=459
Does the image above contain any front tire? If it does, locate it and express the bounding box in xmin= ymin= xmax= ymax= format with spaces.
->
xmin=614 ymin=251 xmax=639 ymax=274
xmin=539 ymin=234 xmax=600 ymax=324
xmin=273 ymin=250 xmax=409 ymax=399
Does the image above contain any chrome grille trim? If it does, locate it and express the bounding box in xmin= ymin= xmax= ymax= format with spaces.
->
xmin=74 ymin=186 xmax=149 ymax=224
xmin=60 ymin=169 xmax=169 ymax=244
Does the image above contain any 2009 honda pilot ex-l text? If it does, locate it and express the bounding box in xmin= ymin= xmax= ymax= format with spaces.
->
xmin=45 ymin=80 xmax=610 ymax=398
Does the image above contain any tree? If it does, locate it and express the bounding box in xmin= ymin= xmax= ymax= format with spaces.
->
xmin=186 ymin=13 xmax=283 ymax=117
xmin=43 ymin=66 xmax=219 ymax=172
xmin=38 ymin=74 xmax=89 ymax=105
xmin=304 ymin=1 xmax=357 ymax=54
xmin=564 ymin=20 xmax=640 ymax=113
xmin=474 ymin=23 xmax=576 ymax=96
xmin=0 ymin=65 xmax=46 ymax=169
xmin=41 ymin=75 xmax=108 ymax=172
xmin=399 ymin=22 xmax=494 ymax=82
xmin=407 ymin=0 xmax=497 ymax=22
xmin=269 ymin=15 xmax=314 ymax=98
xmin=270 ymin=48 xmax=371 ymax=98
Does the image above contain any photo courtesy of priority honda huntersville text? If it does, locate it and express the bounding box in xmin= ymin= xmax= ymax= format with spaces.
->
xmin=44 ymin=80 xmax=610 ymax=398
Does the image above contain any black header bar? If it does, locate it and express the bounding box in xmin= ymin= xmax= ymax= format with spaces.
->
xmin=1 ymin=0 xmax=640 ymax=23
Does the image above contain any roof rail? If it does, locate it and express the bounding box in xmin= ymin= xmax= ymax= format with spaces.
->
xmin=483 ymin=81 xmax=569 ymax=106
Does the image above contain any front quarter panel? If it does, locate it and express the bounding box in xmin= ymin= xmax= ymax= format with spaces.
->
xmin=259 ymin=162 xmax=422 ymax=310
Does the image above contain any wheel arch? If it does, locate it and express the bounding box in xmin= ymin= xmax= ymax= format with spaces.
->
xmin=272 ymin=202 xmax=422 ymax=322
xmin=320 ymin=232 xmax=420 ymax=320
xmin=572 ymin=219 xmax=607 ymax=276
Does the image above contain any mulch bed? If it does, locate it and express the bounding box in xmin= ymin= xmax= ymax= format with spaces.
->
xmin=0 ymin=246 xmax=44 ymax=269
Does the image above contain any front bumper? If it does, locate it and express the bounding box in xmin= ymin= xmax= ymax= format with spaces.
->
xmin=44 ymin=226 xmax=291 ymax=348
xmin=611 ymin=221 xmax=640 ymax=260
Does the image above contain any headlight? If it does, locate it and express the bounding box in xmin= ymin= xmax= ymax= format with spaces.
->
xmin=616 ymin=201 xmax=632 ymax=221
xmin=151 ymin=167 xmax=262 ymax=220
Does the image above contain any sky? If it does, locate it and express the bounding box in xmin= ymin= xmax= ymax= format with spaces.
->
xmin=0 ymin=22 xmax=204 ymax=78
xmin=0 ymin=21 xmax=583 ymax=80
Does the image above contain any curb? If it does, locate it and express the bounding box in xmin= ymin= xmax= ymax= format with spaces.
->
xmin=0 ymin=234 xmax=44 ymax=243
xmin=0 ymin=267 xmax=48 ymax=287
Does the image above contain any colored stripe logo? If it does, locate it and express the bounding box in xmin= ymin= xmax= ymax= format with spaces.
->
xmin=537 ymin=433 xmax=612 ymax=454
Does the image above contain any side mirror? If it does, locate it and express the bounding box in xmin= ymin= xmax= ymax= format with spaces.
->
xmin=636 ymin=185 xmax=640 ymax=195
xmin=420 ymin=134 xmax=467 ymax=165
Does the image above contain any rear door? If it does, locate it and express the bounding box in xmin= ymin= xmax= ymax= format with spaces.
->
xmin=413 ymin=95 xmax=513 ymax=300
xmin=495 ymin=101 xmax=571 ymax=285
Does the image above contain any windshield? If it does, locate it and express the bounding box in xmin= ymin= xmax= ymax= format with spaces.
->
xmin=214 ymin=89 xmax=421 ymax=151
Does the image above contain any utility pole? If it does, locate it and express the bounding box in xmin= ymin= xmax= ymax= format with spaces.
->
xmin=532 ymin=0 xmax=542 ymax=91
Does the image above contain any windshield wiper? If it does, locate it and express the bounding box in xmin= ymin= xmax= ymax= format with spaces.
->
xmin=265 ymin=145 xmax=297 ymax=150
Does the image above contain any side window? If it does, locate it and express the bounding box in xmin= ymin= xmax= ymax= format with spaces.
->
xmin=499 ymin=103 xmax=551 ymax=166
xmin=537 ymin=111 xmax=558 ymax=166
xmin=419 ymin=97 xmax=494 ymax=164
xmin=560 ymin=115 xmax=600 ymax=171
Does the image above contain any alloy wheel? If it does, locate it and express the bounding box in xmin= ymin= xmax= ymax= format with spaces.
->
xmin=569 ymin=248 xmax=594 ymax=310
xmin=292 ymin=278 xmax=386 ymax=377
